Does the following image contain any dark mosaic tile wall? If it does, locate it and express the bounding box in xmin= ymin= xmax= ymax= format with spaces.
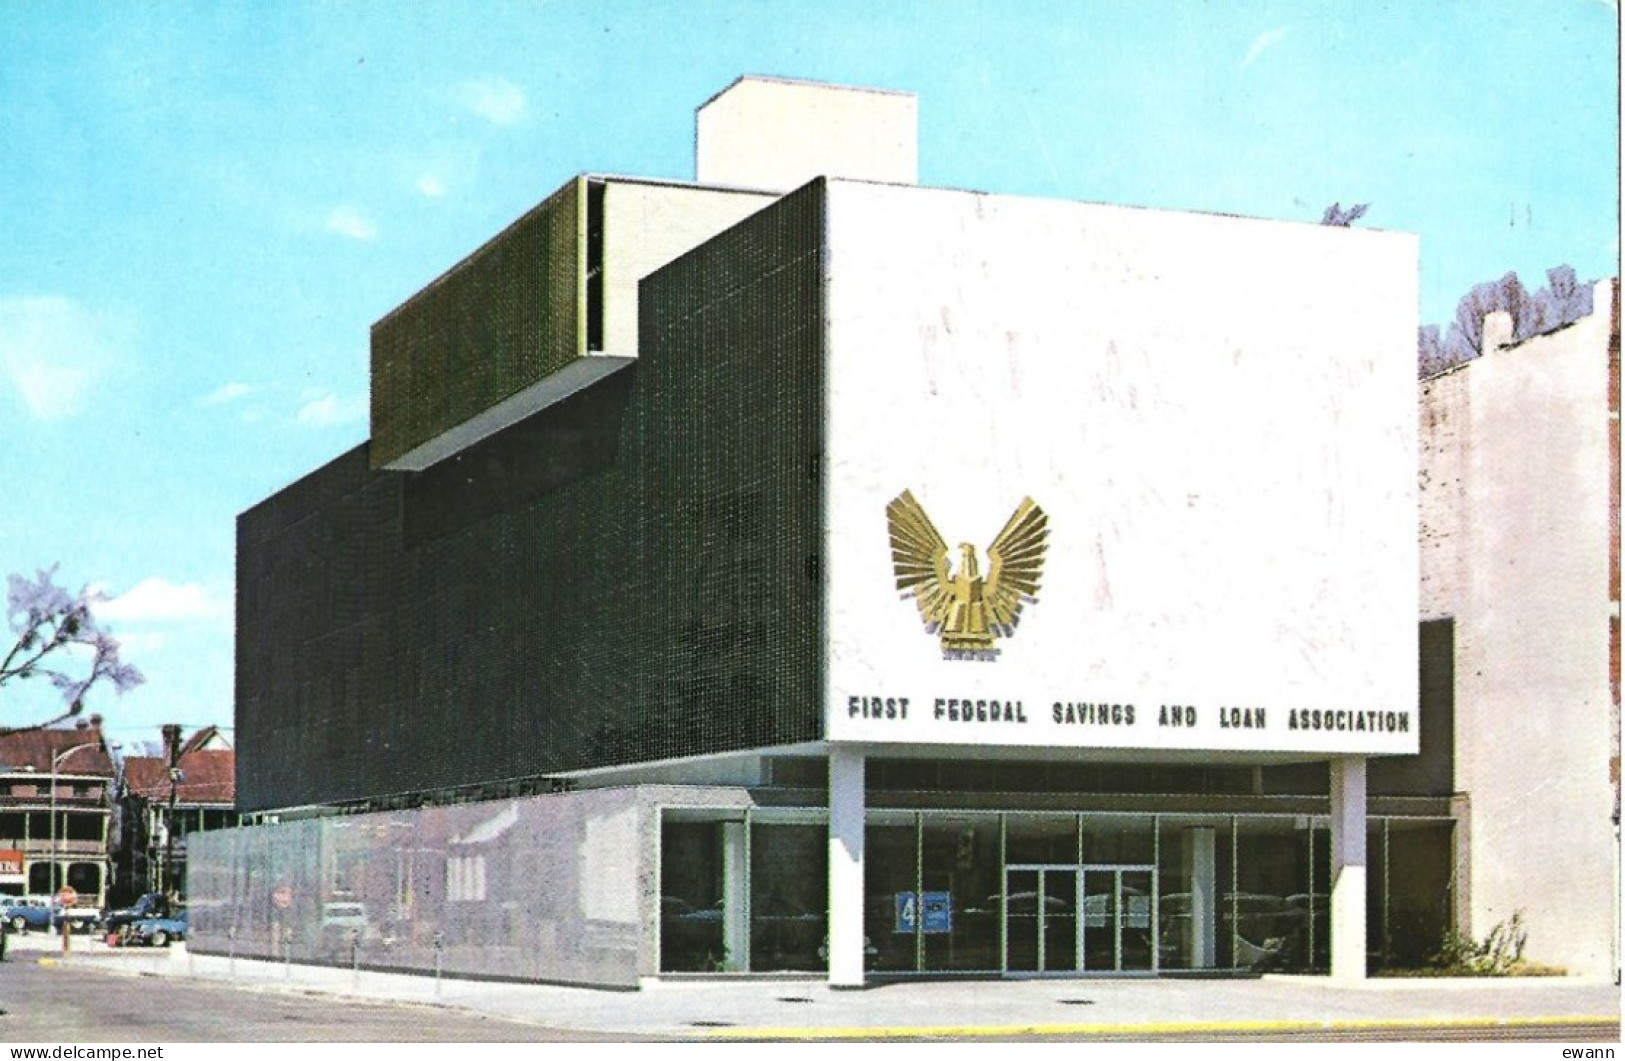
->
xmin=370 ymin=179 xmax=582 ymax=469
xmin=238 ymin=182 xmax=826 ymax=812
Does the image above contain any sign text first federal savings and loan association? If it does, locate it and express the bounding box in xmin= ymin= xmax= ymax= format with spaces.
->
xmin=835 ymin=693 xmax=1415 ymax=750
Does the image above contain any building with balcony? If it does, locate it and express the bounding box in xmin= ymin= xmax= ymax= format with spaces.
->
xmin=0 ymin=718 xmax=115 ymax=908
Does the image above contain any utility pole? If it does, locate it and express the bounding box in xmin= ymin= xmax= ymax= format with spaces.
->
xmin=162 ymin=724 xmax=182 ymax=898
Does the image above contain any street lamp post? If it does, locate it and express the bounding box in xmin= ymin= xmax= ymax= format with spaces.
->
xmin=49 ymin=738 xmax=104 ymax=953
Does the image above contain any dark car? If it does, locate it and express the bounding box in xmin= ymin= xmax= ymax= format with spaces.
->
xmin=127 ymin=909 xmax=188 ymax=947
xmin=105 ymin=893 xmax=174 ymax=935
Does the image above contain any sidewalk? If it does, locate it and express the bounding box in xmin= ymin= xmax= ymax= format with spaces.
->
xmin=10 ymin=932 xmax=1620 ymax=1040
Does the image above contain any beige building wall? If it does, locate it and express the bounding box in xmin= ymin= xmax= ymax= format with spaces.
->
xmin=1418 ymin=279 xmax=1620 ymax=977
xmin=599 ymin=180 xmax=774 ymax=356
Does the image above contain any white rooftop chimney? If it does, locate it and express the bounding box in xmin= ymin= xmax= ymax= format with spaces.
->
xmin=696 ymin=75 xmax=918 ymax=191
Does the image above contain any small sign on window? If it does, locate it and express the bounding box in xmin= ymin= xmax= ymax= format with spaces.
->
xmin=894 ymin=890 xmax=953 ymax=934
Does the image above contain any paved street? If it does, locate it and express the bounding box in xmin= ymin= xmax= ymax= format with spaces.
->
xmin=0 ymin=953 xmax=650 ymax=1042
xmin=0 ymin=932 xmax=1616 ymax=1043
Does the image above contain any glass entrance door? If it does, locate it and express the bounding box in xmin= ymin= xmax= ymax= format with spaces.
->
xmin=1005 ymin=864 xmax=1156 ymax=976
xmin=1082 ymin=866 xmax=1156 ymax=973
xmin=1004 ymin=866 xmax=1076 ymax=974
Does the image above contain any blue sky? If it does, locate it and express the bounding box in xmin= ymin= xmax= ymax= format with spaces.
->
xmin=1 ymin=1 xmax=1617 ymax=753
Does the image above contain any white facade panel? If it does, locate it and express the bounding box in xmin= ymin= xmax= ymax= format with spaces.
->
xmin=822 ymin=181 xmax=1420 ymax=757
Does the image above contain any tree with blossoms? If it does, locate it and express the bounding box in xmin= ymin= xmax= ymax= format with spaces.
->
xmin=2 ymin=565 xmax=143 ymax=733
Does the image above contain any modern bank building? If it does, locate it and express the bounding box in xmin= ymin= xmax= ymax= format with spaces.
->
xmin=191 ymin=77 xmax=1620 ymax=988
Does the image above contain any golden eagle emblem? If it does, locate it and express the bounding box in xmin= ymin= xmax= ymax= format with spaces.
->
xmin=886 ymin=489 xmax=1050 ymax=660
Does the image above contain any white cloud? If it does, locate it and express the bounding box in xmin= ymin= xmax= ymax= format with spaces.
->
xmin=297 ymin=390 xmax=368 ymax=427
xmin=1243 ymin=27 xmax=1290 ymax=68
xmin=417 ymin=174 xmax=448 ymax=198
xmin=0 ymin=295 xmax=116 ymax=419
xmin=459 ymin=78 xmax=525 ymax=125
xmin=201 ymin=381 xmax=253 ymax=405
xmin=326 ymin=206 xmax=377 ymax=241
xmin=109 ymin=630 xmax=169 ymax=655
xmin=96 ymin=578 xmax=221 ymax=624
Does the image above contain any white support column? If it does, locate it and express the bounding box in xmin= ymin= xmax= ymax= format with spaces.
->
xmin=722 ymin=821 xmax=749 ymax=972
xmin=1184 ymin=826 xmax=1217 ymax=969
xmin=828 ymin=746 xmax=866 ymax=988
xmin=1330 ymin=756 xmax=1368 ymax=981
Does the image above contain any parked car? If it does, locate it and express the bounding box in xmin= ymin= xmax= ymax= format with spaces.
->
xmin=318 ymin=901 xmax=384 ymax=951
xmin=3 ymin=901 xmax=53 ymax=933
xmin=126 ymin=909 xmax=188 ymax=947
xmin=3 ymin=899 xmax=100 ymax=934
xmin=320 ymin=901 xmax=370 ymax=934
xmin=105 ymin=892 xmax=175 ymax=935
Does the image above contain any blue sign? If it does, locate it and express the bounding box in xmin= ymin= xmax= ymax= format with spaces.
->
xmin=894 ymin=891 xmax=915 ymax=933
xmin=894 ymin=891 xmax=953 ymax=934
xmin=921 ymin=891 xmax=952 ymax=934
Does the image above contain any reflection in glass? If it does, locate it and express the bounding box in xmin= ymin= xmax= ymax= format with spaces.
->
xmin=1382 ymin=820 xmax=1454 ymax=970
xmin=1042 ymin=868 xmax=1077 ymax=972
xmin=1005 ymin=868 xmax=1039 ymax=972
xmin=1081 ymin=814 xmax=1155 ymax=864
xmin=920 ymin=816 xmax=1000 ymax=972
xmin=750 ymin=823 xmax=826 ymax=972
xmin=1005 ymin=814 xmax=1077 ymax=864
xmin=864 ymin=818 xmax=918 ymax=973
xmin=660 ymin=821 xmax=725 ymax=972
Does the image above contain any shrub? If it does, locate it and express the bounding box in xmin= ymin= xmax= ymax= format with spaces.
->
xmin=1430 ymin=911 xmax=1530 ymax=976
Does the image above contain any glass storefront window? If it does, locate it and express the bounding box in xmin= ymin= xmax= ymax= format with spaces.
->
xmin=1005 ymin=814 xmax=1078 ymax=865
xmin=919 ymin=815 xmax=1000 ymax=972
xmin=1156 ymin=815 xmax=1231 ymax=972
xmin=659 ymin=820 xmax=726 ymax=972
xmin=1381 ymin=819 xmax=1454 ymax=971
xmin=1231 ymin=817 xmax=1314 ymax=973
xmin=1304 ymin=819 xmax=1331 ymax=974
xmin=1366 ymin=822 xmax=1384 ymax=970
xmin=749 ymin=821 xmax=826 ymax=972
xmin=864 ymin=813 xmax=919 ymax=973
xmin=1080 ymin=814 xmax=1155 ymax=865
xmin=654 ymin=801 xmax=1455 ymax=980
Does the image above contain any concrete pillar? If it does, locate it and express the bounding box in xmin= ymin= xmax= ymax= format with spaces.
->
xmin=1330 ymin=757 xmax=1368 ymax=980
xmin=722 ymin=821 xmax=749 ymax=972
xmin=828 ymin=746 xmax=866 ymax=987
xmin=1184 ymin=827 xmax=1217 ymax=968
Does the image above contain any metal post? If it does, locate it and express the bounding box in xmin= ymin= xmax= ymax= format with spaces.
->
xmin=49 ymin=755 xmax=58 ymax=900
xmin=433 ymin=931 xmax=444 ymax=998
xmin=350 ymin=928 xmax=360 ymax=990
xmin=165 ymin=777 xmax=179 ymax=896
